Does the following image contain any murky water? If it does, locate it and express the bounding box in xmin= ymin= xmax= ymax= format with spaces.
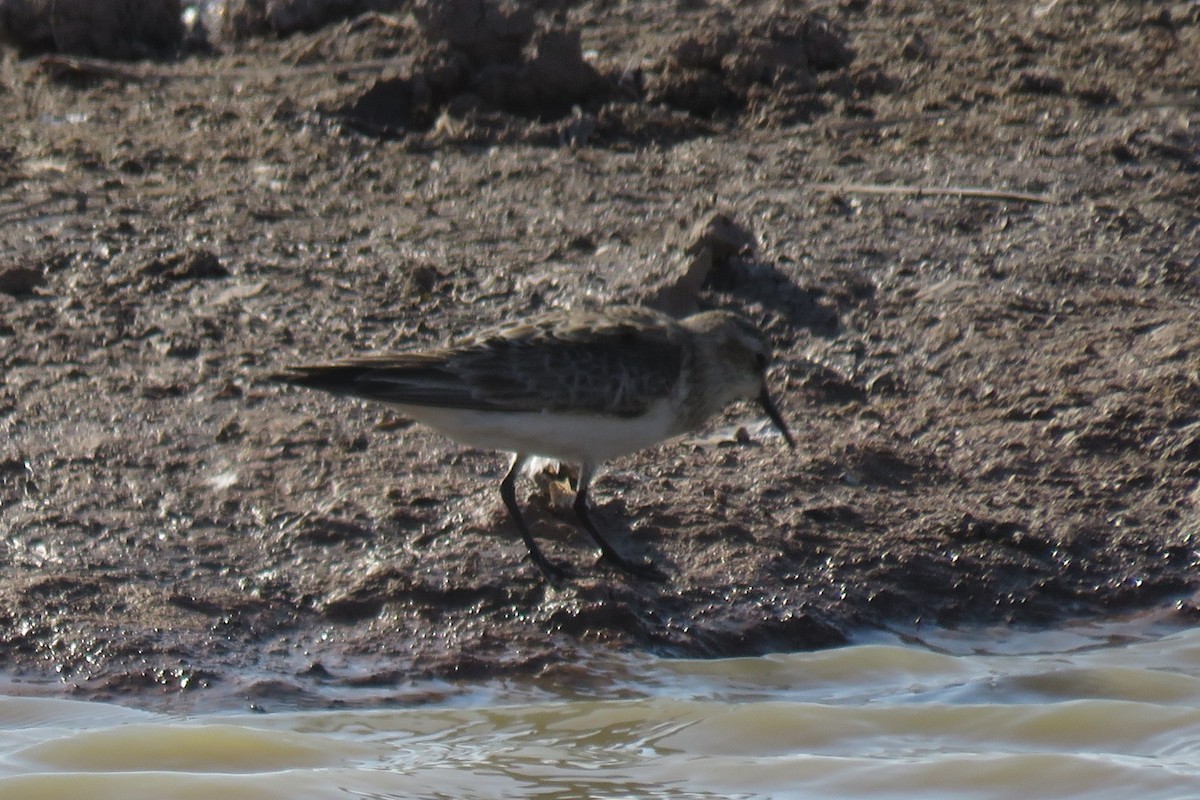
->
xmin=2 ymin=619 xmax=1200 ymax=799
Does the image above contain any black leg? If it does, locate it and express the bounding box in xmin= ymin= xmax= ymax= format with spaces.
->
xmin=501 ymin=455 xmax=571 ymax=581
xmin=572 ymin=465 xmax=665 ymax=581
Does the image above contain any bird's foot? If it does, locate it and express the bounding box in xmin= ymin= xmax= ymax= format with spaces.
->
xmin=602 ymin=552 xmax=667 ymax=582
xmin=528 ymin=552 xmax=576 ymax=583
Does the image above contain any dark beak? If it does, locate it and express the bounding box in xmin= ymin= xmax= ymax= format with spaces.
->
xmin=758 ymin=386 xmax=796 ymax=449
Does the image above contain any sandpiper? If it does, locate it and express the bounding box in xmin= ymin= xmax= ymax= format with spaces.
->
xmin=274 ymin=305 xmax=795 ymax=580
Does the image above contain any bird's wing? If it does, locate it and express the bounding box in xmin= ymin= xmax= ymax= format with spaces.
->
xmin=277 ymin=308 xmax=688 ymax=417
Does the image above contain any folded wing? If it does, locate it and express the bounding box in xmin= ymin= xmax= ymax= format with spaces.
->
xmin=275 ymin=309 xmax=688 ymax=418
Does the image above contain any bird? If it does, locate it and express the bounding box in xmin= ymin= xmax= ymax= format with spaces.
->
xmin=273 ymin=305 xmax=795 ymax=581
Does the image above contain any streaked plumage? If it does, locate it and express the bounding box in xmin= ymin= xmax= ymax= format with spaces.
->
xmin=274 ymin=305 xmax=794 ymax=580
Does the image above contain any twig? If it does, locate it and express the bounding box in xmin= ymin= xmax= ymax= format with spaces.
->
xmin=35 ymin=53 xmax=410 ymax=83
xmin=808 ymin=182 xmax=1056 ymax=204
xmin=36 ymin=55 xmax=149 ymax=81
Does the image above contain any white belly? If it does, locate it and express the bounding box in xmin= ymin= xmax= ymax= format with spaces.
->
xmin=394 ymin=400 xmax=678 ymax=464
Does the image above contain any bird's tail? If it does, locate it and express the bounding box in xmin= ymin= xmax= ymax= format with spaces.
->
xmin=270 ymin=364 xmax=373 ymax=396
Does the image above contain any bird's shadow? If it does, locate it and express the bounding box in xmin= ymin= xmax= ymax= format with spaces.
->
xmin=713 ymin=256 xmax=842 ymax=340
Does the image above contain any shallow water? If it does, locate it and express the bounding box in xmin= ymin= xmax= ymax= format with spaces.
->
xmin=3 ymin=619 xmax=1200 ymax=799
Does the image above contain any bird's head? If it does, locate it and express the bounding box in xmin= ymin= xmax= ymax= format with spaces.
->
xmin=682 ymin=310 xmax=796 ymax=448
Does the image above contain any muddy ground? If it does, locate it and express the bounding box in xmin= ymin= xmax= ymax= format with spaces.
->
xmin=0 ymin=0 xmax=1198 ymax=709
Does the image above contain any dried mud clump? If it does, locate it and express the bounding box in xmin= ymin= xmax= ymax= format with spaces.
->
xmin=643 ymin=212 xmax=758 ymax=317
xmin=643 ymin=210 xmax=839 ymax=332
xmin=210 ymin=0 xmax=398 ymax=40
xmin=339 ymin=0 xmax=855 ymax=142
xmin=646 ymin=10 xmax=855 ymax=121
xmin=412 ymin=0 xmax=534 ymax=65
xmin=0 ymin=0 xmax=183 ymax=59
xmin=341 ymin=0 xmax=604 ymax=136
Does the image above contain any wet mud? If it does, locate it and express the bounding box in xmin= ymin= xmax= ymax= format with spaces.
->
xmin=0 ymin=0 xmax=1198 ymax=707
